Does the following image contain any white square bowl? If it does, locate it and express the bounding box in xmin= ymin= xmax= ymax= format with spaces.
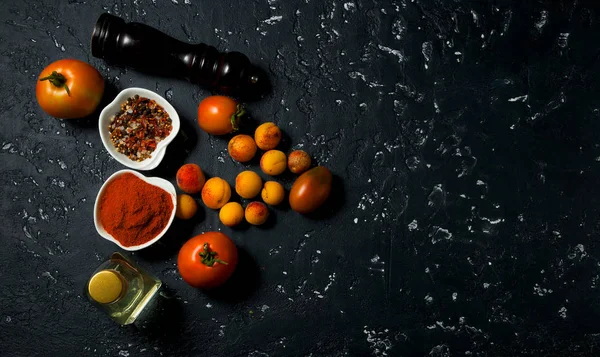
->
xmin=98 ymin=87 xmax=180 ymax=171
xmin=93 ymin=169 xmax=177 ymax=251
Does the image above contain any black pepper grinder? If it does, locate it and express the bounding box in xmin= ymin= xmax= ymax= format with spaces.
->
xmin=91 ymin=13 xmax=270 ymax=100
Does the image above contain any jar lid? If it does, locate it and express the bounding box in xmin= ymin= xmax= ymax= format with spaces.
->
xmin=88 ymin=270 xmax=123 ymax=304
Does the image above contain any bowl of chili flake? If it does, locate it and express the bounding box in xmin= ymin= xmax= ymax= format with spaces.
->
xmin=99 ymin=87 xmax=180 ymax=170
xmin=94 ymin=169 xmax=177 ymax=251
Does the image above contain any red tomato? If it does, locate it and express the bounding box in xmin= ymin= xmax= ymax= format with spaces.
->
xmin=177 ymin=232 xmax=238 ymax=289
xmin=289 ymin=166 xmax=333 ymax=214
xmin=35 ymin=59 xmax=104 ymax=119
xmin=197 ymin=96 xmax=244 ymax=135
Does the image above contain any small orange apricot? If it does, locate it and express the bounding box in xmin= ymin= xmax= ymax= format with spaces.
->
xmin=176 ymin=163 xmax=206 ymax=194
xmin=235 ymin=171 xmax=263 ymax=199
xmin=219 ymin=202 xmax=244 ymax=227
xmin=201 ymin=177 xmax=231 ymax=209
xmin=260 ymin=150 xmax=287 ymax=176
xmin=245 ymin=201 xmax=269 ymax=225
xmin=254 ymin=122 xmax=282 ymax=150
xmin=175 ymin=194 xmax=198 ymax=219
xmin=228 ymin=134 xmax=257 ymax=162
xmin=287 ymin=150 xmax=311 ymax=174
xmin=261 ymin=181 xmax=285 ymax=206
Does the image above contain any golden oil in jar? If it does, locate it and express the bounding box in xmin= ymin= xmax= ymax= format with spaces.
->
xmin=87 ymin=252 xmax=161 ymax=325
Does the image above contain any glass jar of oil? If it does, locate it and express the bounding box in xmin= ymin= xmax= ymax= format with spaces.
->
xmin=87 ymin=252 xmax=161 ymax=325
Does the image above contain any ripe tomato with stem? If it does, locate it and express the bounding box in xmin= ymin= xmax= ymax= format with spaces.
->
xmin=177 ymin=232 xmax=238 ymax=289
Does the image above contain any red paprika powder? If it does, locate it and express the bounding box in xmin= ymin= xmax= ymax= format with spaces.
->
xmin=99 ymin=172 xmax=174 ymax=247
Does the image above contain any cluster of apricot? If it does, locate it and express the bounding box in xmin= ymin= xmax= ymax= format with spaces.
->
xmin=174 ymin=122 xmax=313 ymax=227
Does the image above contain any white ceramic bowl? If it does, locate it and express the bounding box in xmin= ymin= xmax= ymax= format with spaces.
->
xmin=98 ymin=87 xmax=180 ymax=171
xmin=94 ymin=169 xmax=177 ymax=251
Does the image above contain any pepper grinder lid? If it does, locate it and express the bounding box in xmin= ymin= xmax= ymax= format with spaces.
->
xmin=88 ymin=270 xmax=123 ymax=304
xmin=91 ymin=13 xmax=124 ymax=60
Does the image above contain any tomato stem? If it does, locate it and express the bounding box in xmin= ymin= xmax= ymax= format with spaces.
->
xmin=39 ymin=71 xmax=71 ymax=97
xmin=199 ymin=243 xmax=228 ymax=267
xmin=230 ymin=104 xmax=245 ymax=131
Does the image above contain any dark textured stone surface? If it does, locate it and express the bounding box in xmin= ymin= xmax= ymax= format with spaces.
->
xmin=2 ymin=1 xmax=600 ymax=356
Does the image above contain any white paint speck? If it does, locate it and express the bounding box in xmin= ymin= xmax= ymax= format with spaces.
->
xmin=558 ymin=32 xmax=570 ymax=48
xmin=407 ymin=219 xmax=418 ymax=231
xmin=348 ymin=71 xmax=366 ymax=81
xmin=452 ymin=292 xmax=457 ymax=301
xmin=263 ymin=15 xmax=283 ymax=25
xmin=164 ymin=88 xmax=173 ymax=101
xmin=433 ymin=100 xmax=440 ymax=113
xmin=378 ymin=45 xmax=404 ymax=63
xmin=392 ymin=17 xmax=407 ymax=40
xmin=354 ymin=218 xmax=358 ymax=224
xmin=535 ymin=10 xmax=549 ymax=32
xmin=269 ymin=246 xmax=281 ymax=256
xmin=363 ymin=326 xmax=393 ymax=355
xmin=421 ymin=41 xmax=432 ymax=69
xmin=567 ymin=244 xmax=587 ymax=260
xmin=471 ymin=10 xmax=479 ymax=25
xmin=481 ymin=217 xmax=504 ymax=224
xmin=430 ymin=226 xmax=453 ymax=244
xmin=558 ymin=306 xmax=567 ymax=318
xmin=533 ymin=283 xmax=553 ymax=296
xmin=371 ymin=255 xmax=380 ymax=263
xmin=41 ymin=271 xmax=57 ymax=283
xmin=324 ymin=273 xmax=336 ymax=292
xmin=424 ymin=294 xmax=434 ymax=304
xmin=343 ymin=2 xmax=355 ymax=11
xmin=384 ymin=141 xmax=401 ymax=152
xmin=508 ymin=94 xmax=528 ymax=102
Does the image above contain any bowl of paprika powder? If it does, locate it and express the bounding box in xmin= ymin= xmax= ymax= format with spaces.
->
xmin=94 ymin=169 xmax=177 ymax=251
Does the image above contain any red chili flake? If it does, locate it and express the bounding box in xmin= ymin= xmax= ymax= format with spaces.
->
xmin=108 ymin=95 xmax=173 ymax=161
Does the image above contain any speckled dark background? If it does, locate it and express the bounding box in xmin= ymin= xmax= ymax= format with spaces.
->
xmin=2 ymin=0 xmax=600 ymax=356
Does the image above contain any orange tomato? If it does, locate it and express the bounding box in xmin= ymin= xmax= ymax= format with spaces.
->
xmin=289 ymin=166 xmax=332 ymax=214
xmin=177 ymin=232 xmax=238 ymax=289
xmin=197 ymin=96 xmax=244 ymax=135
xmin=35 ymin=59 xmax=104 ymax=119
